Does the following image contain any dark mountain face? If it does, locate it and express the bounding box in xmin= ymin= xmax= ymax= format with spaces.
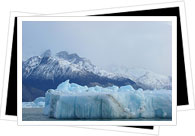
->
xmin=22 ymin=84 xmax=45 ymax=102
xmin=22 ymin=50 xmax=140 ymax=102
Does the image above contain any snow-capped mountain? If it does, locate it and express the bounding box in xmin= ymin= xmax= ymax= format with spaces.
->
xmin=23 ymin=50 xmax=116 ymax=80
xmin=108 ymin=66 xmax=172 ymax=90
xmin=22 ymin=50 xmax=139 ymax=102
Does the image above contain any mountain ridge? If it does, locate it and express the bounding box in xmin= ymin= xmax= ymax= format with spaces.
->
xmin=107 ymin=66 xmax=172 ymax=90
xmin=22 ymin=50 xmax=140 ymax=102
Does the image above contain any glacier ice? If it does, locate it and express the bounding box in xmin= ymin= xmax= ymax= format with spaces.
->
xmin=43 ymin=80 xmax=172 ymax=119
xmin=22 ymin=97 xmax=45 ymax=108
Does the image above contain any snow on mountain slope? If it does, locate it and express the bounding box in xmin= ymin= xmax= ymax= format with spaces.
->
xmin=23 ymin=50 xmax=116 ymax=80
xmin=22 ymin=56 xmax=42 ymax=78
xmin=22 ymin=50 xmax=140 ymax=102
xmin=136 ymin=72 xmax=172 ymax=90
xmin=108 ymin=66 xmax=172 ymax=90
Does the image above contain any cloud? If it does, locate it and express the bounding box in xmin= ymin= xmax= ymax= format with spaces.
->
xmin=22 ymin=21 xmax=172 ymax=76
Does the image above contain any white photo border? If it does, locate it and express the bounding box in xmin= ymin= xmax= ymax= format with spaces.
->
xmin=17 ymin=16 xmax=177 ymax=126
xmin=2 ymin=1 xmax=191 ymax=123
xmin=1 ymin=1 xmax=191 ymax=134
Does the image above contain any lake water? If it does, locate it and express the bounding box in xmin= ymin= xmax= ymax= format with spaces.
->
xmin=22 ymin=108 xmax=171 ymax=121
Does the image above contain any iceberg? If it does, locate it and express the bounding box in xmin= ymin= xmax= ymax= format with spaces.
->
xmin=23 ymin=97 xmax=45 ymax=108
xmin=43 ymin=80 xmax=172 ymax=120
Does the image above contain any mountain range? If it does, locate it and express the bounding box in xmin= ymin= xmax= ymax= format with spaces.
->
xmin=22 ymin=50 xmax=140 ymax=102
xmin=107 ymin=66 xmax=172 ymax=90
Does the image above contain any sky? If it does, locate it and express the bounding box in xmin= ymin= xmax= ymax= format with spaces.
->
xmin=22 ymin=21 xmax=172 ymax=76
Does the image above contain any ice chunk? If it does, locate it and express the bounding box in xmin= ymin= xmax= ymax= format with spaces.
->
xmin=33 ymin=97 xmax=45 ymax=104
xmin=106 ymin=85 xmax=119 ymax=92
xmin=43 ymin=80 xmax=172 ymax=119
xmin=45 ymin=92 xmax=132 ymax=119
xmin=56 ymin=80 xmax=71 ymax=92
xmin=22 ymin=97 xmax=45 ymax=108
xmin=119 ymin=85 xmax=135 ymax=92
xmin=56 ymin=80 xmax=88 ymax=93
xmin=22 ymin=102 xmax=36 ymax=108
